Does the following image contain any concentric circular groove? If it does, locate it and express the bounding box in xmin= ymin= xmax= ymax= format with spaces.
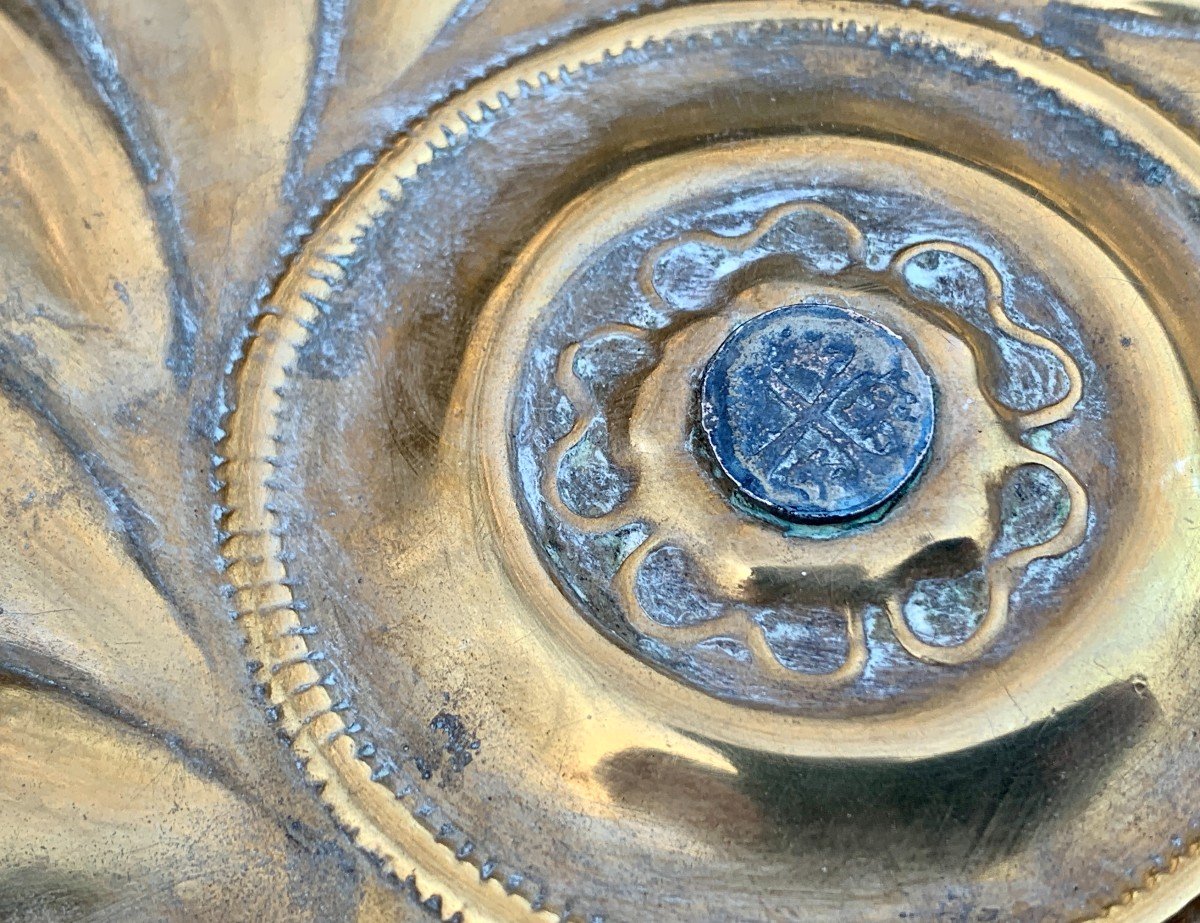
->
xmin=217 ymin=3 xmax=1200 ymax=919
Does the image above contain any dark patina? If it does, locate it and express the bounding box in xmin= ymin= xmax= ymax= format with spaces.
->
xmin=699 ymin=303 xmax=936 ymax=524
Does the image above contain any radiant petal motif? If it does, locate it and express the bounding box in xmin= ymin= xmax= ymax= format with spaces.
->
xmin=0 ymin=2 xmax=470 ymax=920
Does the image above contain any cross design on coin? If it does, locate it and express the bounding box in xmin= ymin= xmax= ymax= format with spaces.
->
xmin=700 ymin=303 xmax=937 ymax=523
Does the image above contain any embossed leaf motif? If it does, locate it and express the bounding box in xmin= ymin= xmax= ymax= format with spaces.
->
xmin=0 ymin=13 xmax=221 ymax=738
xmin=0 ymin=15 xmax=173 ymax=423
xmin=0 ymin=3 xmax=463 ymax=920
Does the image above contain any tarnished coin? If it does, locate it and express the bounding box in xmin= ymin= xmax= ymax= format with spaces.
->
xmin=700 ymin=302 xmax=936 ymax=523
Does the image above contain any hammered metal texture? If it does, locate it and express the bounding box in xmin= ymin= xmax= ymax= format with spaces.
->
xmin=3 ymin=2 xmax=1200 ymax=922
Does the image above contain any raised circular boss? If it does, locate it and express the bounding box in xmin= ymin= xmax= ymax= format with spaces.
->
xmin=699 ymin=302 xmax=936 ymax=524
xmin=218 ymin=5 xmax=1200 ymax=921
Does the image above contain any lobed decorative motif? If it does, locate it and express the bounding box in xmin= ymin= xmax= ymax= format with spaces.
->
xmin=541 ymin=201 xmax=1089 ymax=687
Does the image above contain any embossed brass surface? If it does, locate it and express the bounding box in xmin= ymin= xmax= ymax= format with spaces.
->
xmin=6 ymin=2 xmax=1200 ymax=921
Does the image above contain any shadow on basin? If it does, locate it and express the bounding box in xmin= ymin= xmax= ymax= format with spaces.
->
xmin=595 ymin=676 xmax=1158 ymax=868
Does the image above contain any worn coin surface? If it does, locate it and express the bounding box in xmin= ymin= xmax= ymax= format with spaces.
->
xmin=700 ymin=302 xmax=936 ymax=523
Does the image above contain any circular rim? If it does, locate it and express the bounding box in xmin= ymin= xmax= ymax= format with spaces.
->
xmin=214 ymin=3 xmax=1200 ymax=919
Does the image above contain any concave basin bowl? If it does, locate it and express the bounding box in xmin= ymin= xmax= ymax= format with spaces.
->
xmin=219 ymin=4 xmax=1200 ymax=920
